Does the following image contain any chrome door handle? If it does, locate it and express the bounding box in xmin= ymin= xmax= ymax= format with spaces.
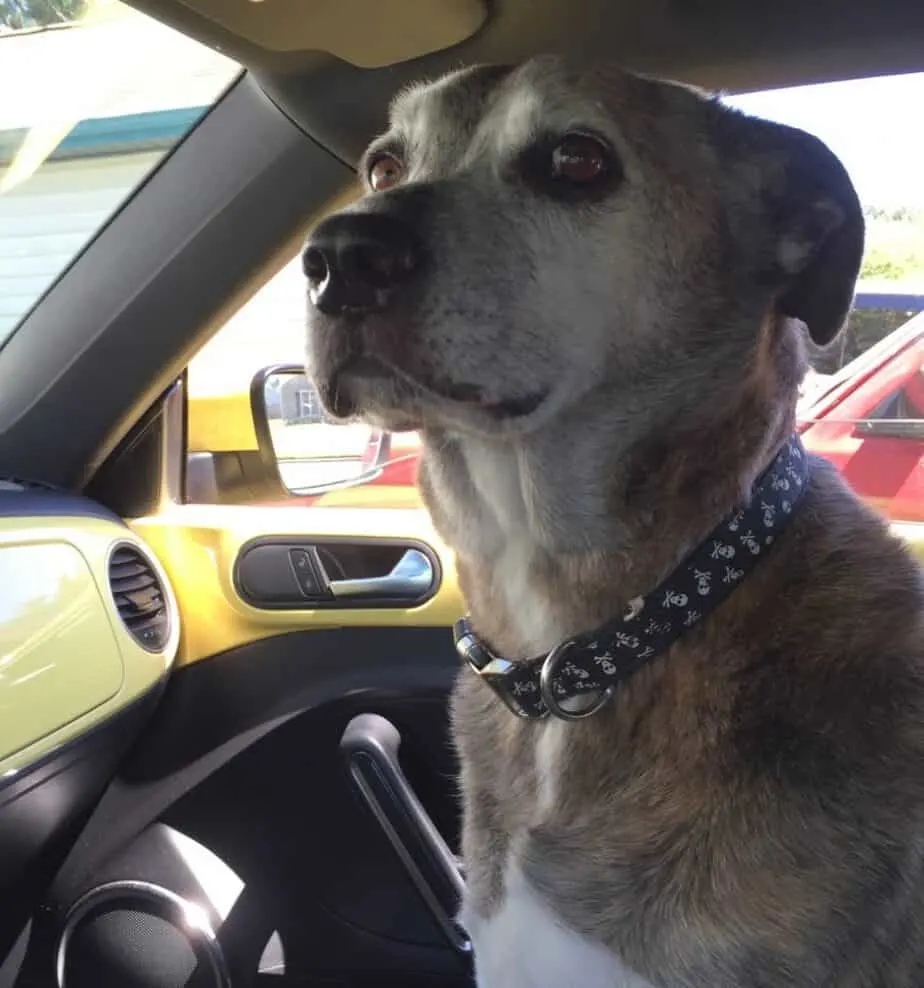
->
xmin=327 ymin=549 xmax=434 ymax=600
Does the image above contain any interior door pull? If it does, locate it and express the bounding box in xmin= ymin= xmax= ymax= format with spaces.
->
xmin=340 ymin=714 xmax=470 ymax=953
xmin=328 ymin=549 xmax=433 ymax=600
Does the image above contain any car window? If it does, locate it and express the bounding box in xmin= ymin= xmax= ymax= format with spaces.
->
xmin=183 ymin=70 xmax=924 ymax=513
xmin=0 ymin=0 xmax=239 ymax=345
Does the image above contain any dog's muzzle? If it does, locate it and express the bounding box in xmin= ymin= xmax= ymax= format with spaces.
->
xmin=303 ymin=212 xmax=421 ymax=316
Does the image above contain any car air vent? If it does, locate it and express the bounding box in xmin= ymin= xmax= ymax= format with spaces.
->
xmin=108 ymin=544 xmax=170 ymax=651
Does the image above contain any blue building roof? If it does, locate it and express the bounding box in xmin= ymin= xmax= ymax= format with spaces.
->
xmin=0 ymin=105 xmax=208 ymax=167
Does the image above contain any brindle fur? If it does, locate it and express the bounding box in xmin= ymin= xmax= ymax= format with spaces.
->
xmin=304 ymin=55 xmax=924 ymax=986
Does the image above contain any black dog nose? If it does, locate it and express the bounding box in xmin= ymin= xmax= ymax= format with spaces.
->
xmin=303 ymin=212 xmax=421 ymax=315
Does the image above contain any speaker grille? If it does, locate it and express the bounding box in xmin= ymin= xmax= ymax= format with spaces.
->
xmin=58 ymin=882 xmax=228 ymax=988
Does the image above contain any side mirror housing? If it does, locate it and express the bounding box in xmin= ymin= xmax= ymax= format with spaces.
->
xmin=250 ymin=364 xmax=391 ymax=497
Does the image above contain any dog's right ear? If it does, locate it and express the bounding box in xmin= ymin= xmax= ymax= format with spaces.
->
xmin=713 ymin=109 xmax=865 ymax=347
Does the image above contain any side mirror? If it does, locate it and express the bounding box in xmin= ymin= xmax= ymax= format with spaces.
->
xmin=250 ymin=364 xmax=391 ymax=497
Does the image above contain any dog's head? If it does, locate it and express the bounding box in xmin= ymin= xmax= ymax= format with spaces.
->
xmin=304 ymin=55 xmax=863 ymax=438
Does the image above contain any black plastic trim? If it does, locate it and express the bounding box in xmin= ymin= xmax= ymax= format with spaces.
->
xmin=26 ymin=628 xmax=470 ymax=987
xmin=0 ymin=684 xmax=166 ymax=964
xmin=0 ymin=490 xmax=123 ymax=523
xmin=340 ymin=714 xmax=469 ymax=953
xmin=49 ymin=627 xmax=461 ymax=892
xmin=233 ymin=535 xmax=443 ymax=611
xmin=0 ymin=697 xmax=144 ymax=804
xmin=854 ymin=418 xmax=924 ymax=440
xmin=85 ymin=378 xmax=188 ymax=517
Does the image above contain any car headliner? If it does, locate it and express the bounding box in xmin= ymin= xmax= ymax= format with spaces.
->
xmin=0 ymin=0 xmax=922 ymax=491
xmin=131 ymin=0 xmax=924 ymax=165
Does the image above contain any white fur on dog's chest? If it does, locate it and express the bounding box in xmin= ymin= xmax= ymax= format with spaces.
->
xmin=458 ymin=446 xmax=655 ymax=985
xmin=462 ymin=863 xmax=656 ymax=988
xmin=494 ymin=544 xmax=562 ymax=656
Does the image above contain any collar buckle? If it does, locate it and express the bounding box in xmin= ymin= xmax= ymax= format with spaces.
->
xmin=454 ymin=619 xmax=546 ymax=718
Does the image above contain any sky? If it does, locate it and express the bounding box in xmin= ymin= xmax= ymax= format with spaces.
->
xmin=727 ymin=71 xmax=924 ymax=210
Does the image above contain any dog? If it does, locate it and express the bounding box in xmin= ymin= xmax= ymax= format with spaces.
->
xmin=303 ymin=55 xmax=924 ymax=987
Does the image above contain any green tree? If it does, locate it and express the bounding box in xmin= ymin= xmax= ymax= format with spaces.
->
xmin=0 ymin=0 xmax=87 ymax=30
xmin=859 ymin=205 xmax=924 ymax=284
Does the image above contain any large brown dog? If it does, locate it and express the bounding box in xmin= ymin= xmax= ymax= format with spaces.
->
xmin=303 ymin=55 xmax=924 ymax=987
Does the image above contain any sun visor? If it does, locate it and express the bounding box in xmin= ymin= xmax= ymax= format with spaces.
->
xmin=174 ymin=0 xmax=488 ymax=65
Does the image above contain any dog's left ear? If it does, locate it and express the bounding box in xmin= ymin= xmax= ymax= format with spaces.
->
xmin=716 ymin=111 xmax=865 ymax=346
xmin=770 ymin=123 xmax=865 ymax=346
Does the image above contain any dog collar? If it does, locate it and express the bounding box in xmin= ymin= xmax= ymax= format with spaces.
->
xmin=453 ymin=434 xmax=810 ymax=721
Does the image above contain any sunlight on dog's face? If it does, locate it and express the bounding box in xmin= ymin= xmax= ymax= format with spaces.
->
xmin=304 ymin=55 xmax=862 ymax=437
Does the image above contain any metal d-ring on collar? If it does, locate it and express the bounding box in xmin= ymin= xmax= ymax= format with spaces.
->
xmin=539 ymin=639 xmax=615 ymax=720
xmin=455 ymin=621 xmax=616 ymax=721
xmin=453 ymin=434 xmax=811 ymax=722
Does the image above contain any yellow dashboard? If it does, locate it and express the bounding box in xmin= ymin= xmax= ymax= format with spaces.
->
xmin=0 ymin=490 xmax=179 ymax=779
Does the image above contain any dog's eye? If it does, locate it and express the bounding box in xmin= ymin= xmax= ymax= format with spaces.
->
xmin=517 ymin=132 xmax=617 ymax=200
xmin=368 ymin=153 xmax=404 ymax=192
xmin=551 ymin=134 xmax=608 ymax=184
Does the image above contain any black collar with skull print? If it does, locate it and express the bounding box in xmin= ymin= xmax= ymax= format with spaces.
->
xmin=454 ymin=434 xmax=810 ymax=721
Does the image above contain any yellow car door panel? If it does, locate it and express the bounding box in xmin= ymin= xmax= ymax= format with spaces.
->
xmin=127 ymin=501 xmax=463 ymax=667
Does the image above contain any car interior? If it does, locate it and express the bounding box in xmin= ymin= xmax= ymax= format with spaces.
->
xmin=1 ymin=0 xmax=924 ymax=986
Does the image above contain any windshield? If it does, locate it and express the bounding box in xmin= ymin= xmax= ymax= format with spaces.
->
xmin=0 ymin=0 xmax=239 ymax=346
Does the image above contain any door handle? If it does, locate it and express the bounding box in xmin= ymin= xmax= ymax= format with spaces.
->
xmin=234 ymin=539 xmax=440 ymax=609
xmin=327 ymin=549 xmax=434 ymax=601
xmin=340 ymin=714 xmax=470 ymax=954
